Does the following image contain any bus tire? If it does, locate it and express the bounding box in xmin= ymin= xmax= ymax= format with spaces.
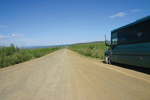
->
xmin=105 ymin=55 xmax=111 ymax=64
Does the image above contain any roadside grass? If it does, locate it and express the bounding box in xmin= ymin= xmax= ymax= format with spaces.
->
xmin=68 ymin=42 xmax=108 ymax=60
xmin=0 ymin=44 xmax=61 ymax=68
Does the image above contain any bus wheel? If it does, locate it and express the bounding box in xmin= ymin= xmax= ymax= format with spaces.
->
xmin=105 ymin=55 xmax=111 ymax=64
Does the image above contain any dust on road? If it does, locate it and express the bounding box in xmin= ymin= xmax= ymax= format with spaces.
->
xmin=0 ymin=49 xmax=150 ymax=100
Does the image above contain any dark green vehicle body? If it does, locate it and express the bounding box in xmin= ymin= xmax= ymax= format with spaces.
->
xmin=105 ymin=15 xmax=150 ymax=68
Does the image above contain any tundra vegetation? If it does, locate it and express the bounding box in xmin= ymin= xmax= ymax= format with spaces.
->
xmin=68 ymin=42 xmax=108 ymax=59
xmin=0 ymin=44 xmax=60 ymax=68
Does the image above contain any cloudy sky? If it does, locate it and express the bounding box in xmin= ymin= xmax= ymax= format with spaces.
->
xmin=0 ymin=0 xmax=150 ymax=47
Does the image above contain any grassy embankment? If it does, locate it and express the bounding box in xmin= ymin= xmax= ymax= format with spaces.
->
xmin=0 ymin=44 xmax=60 ymax=68
xmin=68 ymin=42 xmax=108 ymax=59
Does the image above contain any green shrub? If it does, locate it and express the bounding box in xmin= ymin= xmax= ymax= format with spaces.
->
xmin=0 ymin=44 xmax=61 ymax=68
xmin=68 ymin=42 xmax=108 ymax=59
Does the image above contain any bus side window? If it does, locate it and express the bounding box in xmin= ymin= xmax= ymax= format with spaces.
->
xmin=142 ymin=19 xmax=150 ymax=42
xmin=118 ymin=38 xmax=125 ymax=44
xmin=118 ymin=29 xmax=127 ymax=45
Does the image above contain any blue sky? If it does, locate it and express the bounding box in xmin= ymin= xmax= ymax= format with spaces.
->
xmin=0 ymin=0 xmax=150 ymax=47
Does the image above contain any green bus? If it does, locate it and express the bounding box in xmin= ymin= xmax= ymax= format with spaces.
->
xmin=105 ymin=15 xmax=150 ymax=68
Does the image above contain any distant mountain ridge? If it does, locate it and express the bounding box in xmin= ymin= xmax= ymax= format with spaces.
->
xmin=19 ymin=41 xmax=105 ymax=49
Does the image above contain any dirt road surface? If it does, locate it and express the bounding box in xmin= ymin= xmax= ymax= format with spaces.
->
xmin=0 ymin=49 xmax=150 ymax=100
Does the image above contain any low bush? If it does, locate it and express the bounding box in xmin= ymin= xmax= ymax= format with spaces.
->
xmin=68 ymin=42 xmax=108 ymax=59
xmin=0 ymin=44 xmax=60 ymax=68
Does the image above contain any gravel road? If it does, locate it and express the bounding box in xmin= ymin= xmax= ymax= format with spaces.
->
xmin=0 ymin=49 xmax=150 ymax=100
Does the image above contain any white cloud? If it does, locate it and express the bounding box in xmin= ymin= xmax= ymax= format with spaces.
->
xmin=0 ymin=35 xmax=4 ymax=38
xmin=0 ymin=25 xmax=7 ymax=28
xmin=110 ymin=12 xmax=127 ymax=18
xmin=0 ymin=33 xmax=25 ymax=38
xmin=68 ymin=22 xmax=71 ymax=25
xmin=0 ymin=35 xmax=10 ymax=38
xmin=12 ymin=33 xmax=25 ymax=37
xmin=130 ymin=9 xmax=142 ymax=12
